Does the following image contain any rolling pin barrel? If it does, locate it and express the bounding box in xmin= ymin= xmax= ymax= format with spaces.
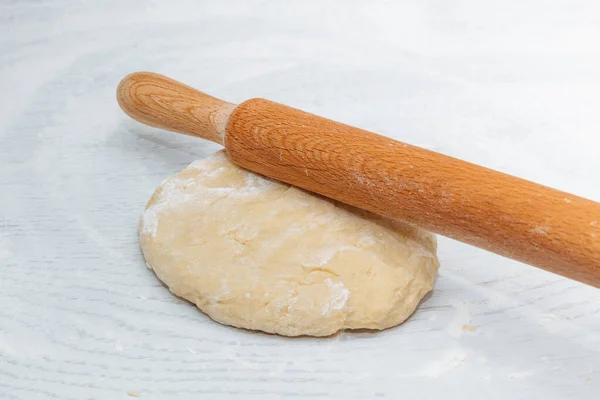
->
xmin=117 ymin=72 xmax=600 ymax=287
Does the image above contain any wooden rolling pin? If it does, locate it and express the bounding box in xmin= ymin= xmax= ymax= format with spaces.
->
xmin=117 ymin=72 xmax=600 ymax=287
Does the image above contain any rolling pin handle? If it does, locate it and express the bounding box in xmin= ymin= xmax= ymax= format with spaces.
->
xmin=117 ymin=72 xmax=235 ymax=144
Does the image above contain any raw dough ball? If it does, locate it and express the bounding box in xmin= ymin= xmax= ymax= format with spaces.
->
xmin=139 ymin=151 xmax=439 ymax=337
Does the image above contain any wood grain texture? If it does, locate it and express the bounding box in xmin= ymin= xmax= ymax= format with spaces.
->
xmin=117 ymin=72 xmax=600 ymax=286
xmin=2 ymin=1 xmax=600 ymax=399
xmin=117 ymin=72 xmax=234 ymax=144
xmin=226 ymin=99 xmax=600 ymax=286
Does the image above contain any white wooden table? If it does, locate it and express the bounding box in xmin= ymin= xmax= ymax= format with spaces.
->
xmin=1 ymin=1 xmax=599 ymax=399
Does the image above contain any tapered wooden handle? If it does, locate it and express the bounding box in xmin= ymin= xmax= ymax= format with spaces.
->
xmin=117 ymin=72 xmax=234 ymax=144
xmin=117 ymin=72 xmax=600 ymax=287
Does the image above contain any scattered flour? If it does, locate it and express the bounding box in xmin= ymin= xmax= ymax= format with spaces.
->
xmin=507 ymin=370 xmax=536 ymax=379
xmin=419 ymin=349 xmax=467 ymax=378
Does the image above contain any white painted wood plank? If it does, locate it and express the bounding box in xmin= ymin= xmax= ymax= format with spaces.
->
xmin=1 ymin=1 xmax=598 ymax=399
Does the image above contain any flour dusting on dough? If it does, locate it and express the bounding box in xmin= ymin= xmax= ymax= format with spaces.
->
xmin=141 ymin=210 xmax=158 ymax=237
xmin=140 ymin=177 xmax=196 ymax=237
xmin=139 ymin=151 xmax=440 ymax=336
xmin=140 ymin=153 xmax=275 ymax=238
xmin=322 ymin=279 xmax=350 ymax=315
xmin=312 ymin=245 xmax=360 ymax=267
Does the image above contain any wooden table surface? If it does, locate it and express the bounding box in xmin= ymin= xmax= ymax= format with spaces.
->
xmin=1 ymin=1 xmax=599 ymax=399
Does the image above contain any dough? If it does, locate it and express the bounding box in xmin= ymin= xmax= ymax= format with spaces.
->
xmin=139 ymin=151 xmax=439 ymax=337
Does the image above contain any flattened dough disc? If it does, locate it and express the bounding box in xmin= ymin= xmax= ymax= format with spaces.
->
xmin=139 ymin=151 xmax=439 ymax=337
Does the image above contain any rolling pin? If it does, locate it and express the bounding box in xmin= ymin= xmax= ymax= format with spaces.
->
xmin=117 ymin=72 xmax=600 ymax=287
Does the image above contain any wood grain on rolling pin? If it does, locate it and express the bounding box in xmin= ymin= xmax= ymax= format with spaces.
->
xmin=117 ymin=72 xmax=236 ymax=144
xmin=226 ymin=99 xmax=600 ymax=286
